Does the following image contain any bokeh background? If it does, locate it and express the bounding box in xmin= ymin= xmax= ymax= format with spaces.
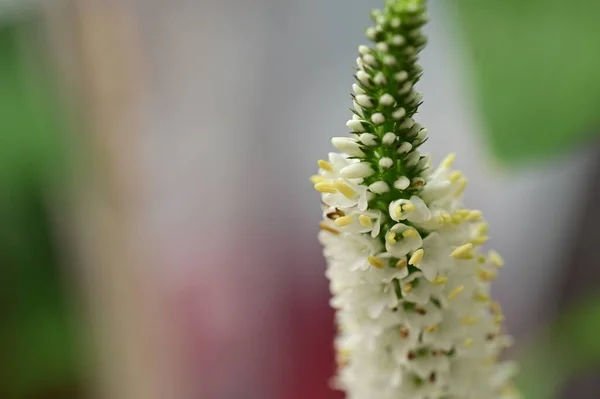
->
xmin=2 ymin=0 xmax=600 ymax=398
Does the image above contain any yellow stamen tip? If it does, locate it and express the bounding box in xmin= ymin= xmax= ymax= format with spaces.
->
xmin=494 ymin=315 xmax=505 ymax=324
xmin=455 ymin=177 xmax=468 ymax=197
xmin=396 ymin=258 xmax=408 ymax=269
xmin=489 ymin=250 xmax=505 ymax=267
xmin=451 ymin=214 xmax=463 ymax=224
xmin=386 ymin=232 xmax=397 ymax=244
xmin=448 ymin=285 xmax=465 ymax=300
xmin=424 ymin=325 xmax=438 ymax=333
xmin=461 ymin=317 xmax=479 ymax=326
xmin=394 ymin=205 xmax=403 ymax=218
xmin=466 ymin=210 xmax=483 ymax=221
xmin=310 ymin=175 xmax=325 ymax=184
xmin=402 ymin=228 xmax=418 ymax=238
xmin=358 ymin=215 xmax=372 ymax=228
xmin=478 ymin=268 xmax=497 ymax=282
xmin=490 ymin=301 xmax=502 ymax=315
xmin=457 ymin=209 xmax=470 ymax=217
xmin=477 ymin=255 xmax=487 ymax=264
xmin=318 ymin=159 xmax=334 ymax=172
xmin=403 ymin=283 xmax=413 ymax=294
xmin=314 ymin=182 xmax=337 ymax=193
xmin=463 ymin=338 xmax=474 ymax=348
xmin=431 ymin=276 xmax=448 ymax=286
xmin=368 ymin=256 xmax=385 ymax=269
xmin=450 ymin=243 xmax=474 ymax=260
xmin=319 ymin=222 xmax=340 ymax=235
xmin=441 ymin=153 xmax=456 ymax=169
xmin=473 ymin=291 xmax=490 ymax=303
xmin=334 ymin=215 xmax=354 ymax=227
xmin=475 ymin=222 xmax=489 ymax=236
xmin=441 ymin=212 xmax=452 ymax=223
xmin=402 ymin=202 xmax=416 ymax=212
xmin=409 ymin=249 xmax=424 ymax=266
xmin=449 ymin=171 xmax=462 ymax=182
xmin=470 ymin=236 xmax=489 ymax=245
xmin=333 ymin=181 xmax=357 ymax=199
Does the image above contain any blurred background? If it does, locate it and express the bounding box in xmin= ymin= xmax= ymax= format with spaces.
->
xmin=2 ymin=0 xmax=600 ymax=398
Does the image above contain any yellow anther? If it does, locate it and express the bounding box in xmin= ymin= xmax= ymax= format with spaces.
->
xmin=448 ymin=285 xmax=464 ymax=300
xmin=494 ymin=315 xmax=505 ymax=325
xmin=456 ymin=209 xmax=470 ymax=217
xmin=409 ymin=249 xmax=424 ymax=266
xmin=490 ymin=301 xmax=502 ymax=315
xmin=394 ymin=205 xmax=403 ymax=218
xmin=368 ymin=256 xmax=385 ymax=269
xmin=402 ymin=228 xmax=418 ymax=238
xmin=475 ymin=222 xmax=489 ymax=236
xmin=477 ymin=255 xmax=487 ymax=264
xmin=463 ymin=338 xmax=474 ymax=348
xmin=470 ymin=236 xmax=489 ymax=246
xmin=441 ymin=212 xmax=453 ymax=223
xmin=478 ymin=268 xmax=497 ymax=282
xmin=386 ymin=232 xmax=397 ymax=244
xmin=441 ymin=153 xmax=456 ymax=169
xmin=333 ymin=181 xmax=357 ymax=199
xmin=314 ymin=182 xmax=337 ymax=193
xmin=359 ymin=215 xmax=372 ymax=228
xmin=466 ymin=210 xmax=483 ymax=221
xmin=461 ymin=317 xmax=480 ymax=326
xmin=424 ymin=325 xmax=438 ymax=333
xmin=431 ymin=276 xmax=448 ymax=286
xmin=449 ymin=171 xmax=462 ymax=183
xmin=402 ymin=201 xmax=416 ymax=212
xmin=403 ymin=283 xmax=413 ymax=294
xmin=473 ymin=291 xmax=490 ymax=303
xmin=334 ymin=215 xmax=354 ymax=227
xmin=318 ymin=159 xmax=334 ymax=172
xmin=396 ymin=258 xmax=408 ymax=269
xmin=319 ymin=222 xmax=340 ymax=235
xmin=310 ymin=175 xmax=325 ymax=184
xmin=450 ymin=243 xmax=474 ymax=260
xmin=455 ymin=177 xmax=468 ymax=197
xmin=451 ymin=213 xmax=463 ymax=224
xmin=488 ymin=250 xmax=504 ymax=268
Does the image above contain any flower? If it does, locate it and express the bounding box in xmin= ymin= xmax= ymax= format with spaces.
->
xmin=314 ymin=1 xmax=518 ymax=398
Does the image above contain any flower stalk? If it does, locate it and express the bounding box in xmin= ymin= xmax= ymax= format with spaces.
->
xmin=313 ymin=0 xmax=519 ymax=397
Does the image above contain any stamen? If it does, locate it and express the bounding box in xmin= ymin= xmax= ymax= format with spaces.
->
xmin=359 ymin=215 xmax=372 ymax=228
xmin=314 ymin=182 xmax=337 ymax=193
xmin=450 ymin=243 xmax=474 ymax=259
xmin=368 ymin=256 xmax=385 ymax=269
xmin=409 ymin=249 xmax=424 ymax=265
xmin=334 ymin=215 xmax=354 ymax=227
xmin=318 ymin=159 xmax=334 ymax=172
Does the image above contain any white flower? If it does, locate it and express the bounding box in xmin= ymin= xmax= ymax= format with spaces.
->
xmin=421 ymin=309 xmax=464 ymax=351
xmin=315 ymin=2 xmax=517 ymax=398
xmin=389 ymin=195 xmax=432 ymax=223
xmin=327 ymin=209 xmax=382 ymax=237
xmin=384 ymin=223 xmax=423 ymax=258
xmin=400 ymin=272 xmax=443 ymax=305
xmin=416 ymin=232 xmax=454 ymax=281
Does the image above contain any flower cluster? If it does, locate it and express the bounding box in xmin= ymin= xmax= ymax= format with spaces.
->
xmin=313 ymin=1 xmax=519 ymax=398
